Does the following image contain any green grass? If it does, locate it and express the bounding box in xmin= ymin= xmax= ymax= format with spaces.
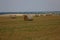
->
xmin=0 ymin=16 xmax=60 ymax=40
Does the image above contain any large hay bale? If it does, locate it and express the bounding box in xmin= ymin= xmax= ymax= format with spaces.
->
xmin=35 ymin=14 xmax=39 ymax=17
xmin=40 ymin=14 xmax=44 ymax=16
xmin=24 ymin=15 xmax=33 ymax=21
xmin=24 ymin=15 xmax=28 ymax=21
xmin=46 ymin=14 xmax=52 ymax=16
xmin=10 ymin=15 xmax=16 ymax=19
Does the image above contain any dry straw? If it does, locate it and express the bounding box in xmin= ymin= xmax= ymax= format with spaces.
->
xmin=24 ymin=14 xmax=33 ymax=21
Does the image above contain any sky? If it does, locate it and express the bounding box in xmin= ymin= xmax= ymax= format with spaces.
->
xmin=0 ymin=0 xmax=60 ymax=12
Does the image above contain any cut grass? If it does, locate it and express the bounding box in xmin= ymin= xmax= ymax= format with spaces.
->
xmin=0 ymin=16 xmax=60 ymax=40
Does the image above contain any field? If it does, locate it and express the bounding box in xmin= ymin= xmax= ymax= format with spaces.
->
xmin=0 ymin=16 xmax=60 ymax=40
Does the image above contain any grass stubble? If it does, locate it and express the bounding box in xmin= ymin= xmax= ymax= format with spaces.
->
xmin=0 ymin=16 xmax=60 ymax=40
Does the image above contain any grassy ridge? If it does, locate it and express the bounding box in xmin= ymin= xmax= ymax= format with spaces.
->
xmin=0 ymin=16 xmax=60 ymax=40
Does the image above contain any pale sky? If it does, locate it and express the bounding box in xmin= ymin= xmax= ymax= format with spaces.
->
xmin=0 ymin=0 xmax=60 ymax=12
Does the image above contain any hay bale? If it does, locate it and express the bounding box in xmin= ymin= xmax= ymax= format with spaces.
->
xmin=10 ymin=15 xmax=16 ymax=19
xmin=24 ymin=15 xmax=33 ymax=21
xmin=35 ymin=14 xmax=39 ymax=17
xmin=40 ymin=14 xmax=44 ymax=16
xmin=24 ymin=15 xmax=28 ymax=21
xmin=46 ymin=14 xmax=52 ymax=16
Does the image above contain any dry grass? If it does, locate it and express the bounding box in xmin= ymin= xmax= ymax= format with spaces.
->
xmin=0 ymin=16 xmax=60 ymax=40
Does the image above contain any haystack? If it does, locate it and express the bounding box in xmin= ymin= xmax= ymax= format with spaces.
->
xmin=24 ymin=14 xmax=33 ymax=21
xmin=35 ymin=14 xmax=40 ymax=17
xmin=10 ymin=15 xmax=16 ymax=19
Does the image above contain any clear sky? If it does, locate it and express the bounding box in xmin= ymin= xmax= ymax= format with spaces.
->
xmin=0 ymin=0 xmax=60 ymax=12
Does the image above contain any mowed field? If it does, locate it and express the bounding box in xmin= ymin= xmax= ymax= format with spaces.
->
xmin=0 ymin=16 xmax=60 ymax=40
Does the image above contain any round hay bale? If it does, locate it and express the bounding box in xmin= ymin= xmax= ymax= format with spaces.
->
xmin=24 ymin=15 xmax=33 ymax=21
xmin=46 ymin=14 xmax=52 ymax=16
xmin=35 ymin=14 xmax=39 ymax=17
xmin=10 ymin=15 xmax=16 ymax=19
xmin=27 ymin=15 xmax=33 ymax=21
xmin=24 ymin=15 xmax=28 ymax=21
